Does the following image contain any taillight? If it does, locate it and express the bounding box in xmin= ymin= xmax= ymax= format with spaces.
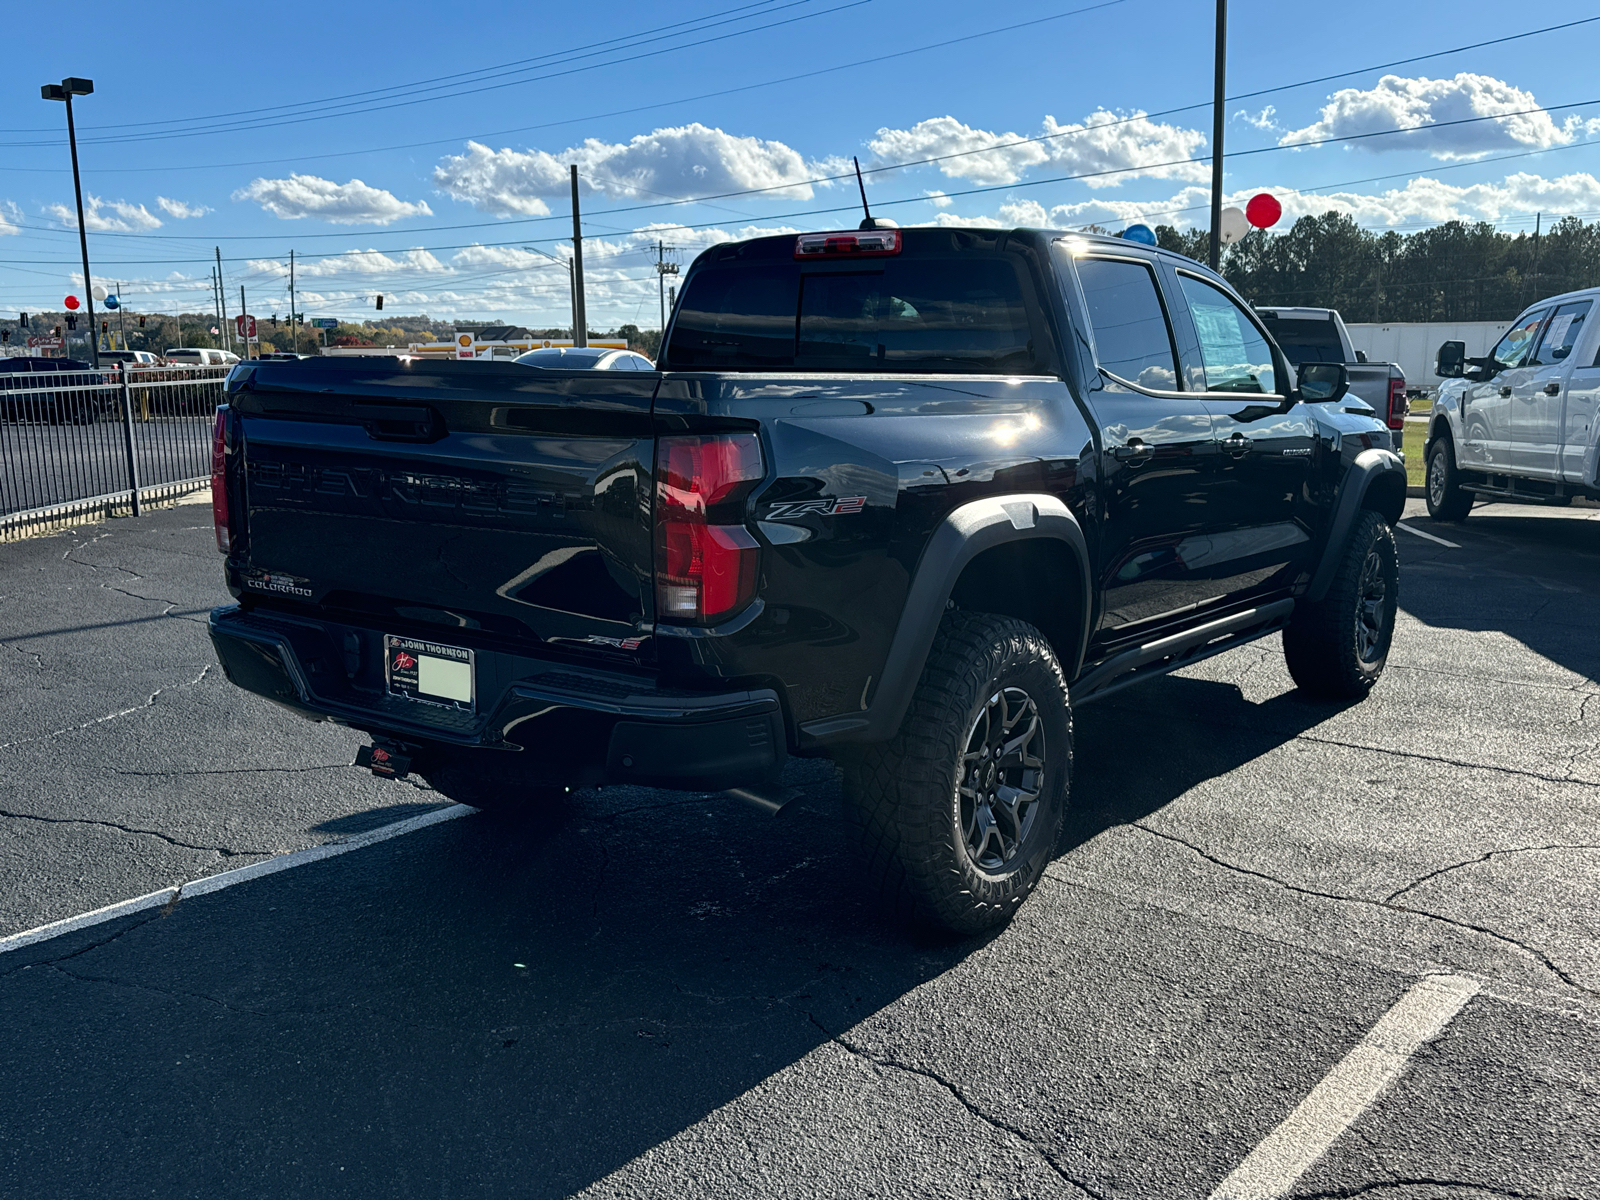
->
xmin=211 ymin=405 xmax=229 ymax=553
xmin=1387 ymin=376 xmax=1407 ymax=430
xmin=655 ymin=433 xmax=763 ymax=623
xmin=794 ymin=228 xmax=901 ymax=258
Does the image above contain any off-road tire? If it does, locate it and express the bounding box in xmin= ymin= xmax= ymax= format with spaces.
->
xmin=1425 ymin=436 xmax=1473 ymax=521
xmin=842 ymin=611 xmax=1071 ymax=936
xmin=1283 ymin=511 xmax=1399 ymax=701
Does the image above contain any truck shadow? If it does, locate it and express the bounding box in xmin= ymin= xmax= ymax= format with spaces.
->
xmin=1397 ymin=510 xmax=1600 ymax=686
xmin=0 ymin=675 xmax=1324 ymax=1199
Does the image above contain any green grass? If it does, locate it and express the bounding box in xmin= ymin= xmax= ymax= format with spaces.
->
xmin=1406 ymin=448 xmax=1426 ymax=491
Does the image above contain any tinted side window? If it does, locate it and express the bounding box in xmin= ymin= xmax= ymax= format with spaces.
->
xmin=1262 ymin=316 xmax=1344 ymax=366
xmin=1534 ymin=301 xmax=1590 ymax=364
xmin=1177 ymin=274 xmax=1277 ymax=394
xmin=798 ymin=256 xmax=1037 ymax=373
xmin=1073 ymin=257 xmax=1179 ymax=391
xmin=1491 ymin=310 xmax=1547 ymax=369
xmin=665 ymin=265 xmax=799 ymax=369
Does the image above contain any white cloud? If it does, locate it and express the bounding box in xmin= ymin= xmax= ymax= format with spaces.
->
xmin=925 ymin=190 xmax=953 ymax=208
xmin=0 ymin=202 xmax=18 ymax=237
xmin=1235 ymin=105 xmax=1278 ymax=131
xmin=433 ymin=126 xmax=837 ymax=215
xmin=233 ymin=174 xmax=432 ymax=224
xmin=156 ymin=196 xmax=210 ymax=219
xmin=867 ymin=111 xmax=1208 ymax=189
xmin=45 ymin=195 xmax=163 ymax=232
xmin=1280 ymin=73 xmax=1579 ymax=160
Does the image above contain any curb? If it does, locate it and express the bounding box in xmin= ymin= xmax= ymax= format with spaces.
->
xmin=1407 ymin=485 xmax=1426 ymax=498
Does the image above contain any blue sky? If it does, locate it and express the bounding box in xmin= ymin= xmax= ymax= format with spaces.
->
xmin=6 ymin=0 xmax=1600 ymax=331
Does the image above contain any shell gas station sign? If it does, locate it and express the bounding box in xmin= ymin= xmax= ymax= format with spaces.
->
xmin=455 ymin=332 xmax=476 ymax=359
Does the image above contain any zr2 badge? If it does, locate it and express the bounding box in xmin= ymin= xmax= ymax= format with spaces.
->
xmin=764 ymin=496 xmax=867 ymax=520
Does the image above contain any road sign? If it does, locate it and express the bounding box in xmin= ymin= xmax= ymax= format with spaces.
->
xmin=235 ymin=314 xmax=257 ymax=338
xmin=312 ymin=318 xmax=338 ymax=329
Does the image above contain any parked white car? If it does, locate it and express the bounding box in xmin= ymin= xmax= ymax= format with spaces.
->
xmin=164 ymin=348 xmax=236 ymax=367
xmin=1427 ymin=286 xmax=1599 ymax=519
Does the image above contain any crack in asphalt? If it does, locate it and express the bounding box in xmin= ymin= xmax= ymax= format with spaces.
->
xmin=0 ymin=912 xmax=166 ymax=981
xmin=0 ymin=807 xmax=266 ymax=857
xmin=0 ymin=664 xmax=212 ymax=753
xmin=114 ymin=764 xmax=348 ymax=778
xmin=806 ymin=1012 xmax=1107 ymax=1199
xmin=1129 ymin=822 xmax=1594 ymax=997
xmin=1292 ymin=1179 xmax=1583 ymax=1199
xmin=1383 ymin=844 xmax=1600 ymax=904
xmin=0 ymin=637 xmax=44 ymax=670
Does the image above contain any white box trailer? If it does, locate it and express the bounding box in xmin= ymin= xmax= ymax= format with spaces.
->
xmin=1345 ymin=321 xmax=1510 ymax=394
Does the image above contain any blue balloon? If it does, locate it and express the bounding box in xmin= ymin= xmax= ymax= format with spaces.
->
xmin=103 ymin=294 xmax=120 ymax=310
xmin=1120 ymin=224 xmax=1157 ymax=246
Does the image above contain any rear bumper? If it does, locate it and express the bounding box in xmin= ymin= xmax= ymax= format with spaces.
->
xmin=208 ymin=605 xmax=785 ymax=791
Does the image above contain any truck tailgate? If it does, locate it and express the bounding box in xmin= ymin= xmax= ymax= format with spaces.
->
xmin=226 ymin=359 xmax=658 ymax=653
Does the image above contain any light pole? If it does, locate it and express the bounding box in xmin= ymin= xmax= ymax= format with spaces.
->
xmin=41 ymin=77 xmax=99 ymax=369
xmin=521 ymin=245 xmax=577 ymax=343
xmin=1208 ymin=0 xmax=1227 ymax=271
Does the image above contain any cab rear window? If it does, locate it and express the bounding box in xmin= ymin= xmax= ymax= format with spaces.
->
xmin=664 ymin=240 xmax=1044 ymax=374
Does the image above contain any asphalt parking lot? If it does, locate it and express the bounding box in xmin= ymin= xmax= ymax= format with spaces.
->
xmin=1 ymin=496 xmax=1597 ymax=1199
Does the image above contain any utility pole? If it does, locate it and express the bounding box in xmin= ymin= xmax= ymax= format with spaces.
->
xmin=655 ymin=240 xmax=679 ymax=333
xmin=521 ymin=244 xmax=576 ymax=343
xmin=289 ymin=249 xmax=298 ymax=356
xmin=216 ymin=247 xmax=232 ymax=354
xmin=41 ymin=78 xmax=99 ymax=369
xmin=117 ymin=280 xmax=127 ymax=350
xmin=570 ymin=164 xmax=587 ymax=348
xmin=1208 ymin=0 xmax=1227 ymax=271
xmin=240 ymin=285 xmax=249 ymax=360
xmin=1531 ymin=212 xmax=1542 ymax=304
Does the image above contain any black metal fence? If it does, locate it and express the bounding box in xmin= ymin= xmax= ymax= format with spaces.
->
xmin=1 ymin=364 xmax=228 ymax=539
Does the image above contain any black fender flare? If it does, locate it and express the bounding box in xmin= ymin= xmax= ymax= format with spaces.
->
xmin=1306 ymin=448 xmax=1406 ymax=602
xmin=798 ymin=493 xmax=1091 ymax=747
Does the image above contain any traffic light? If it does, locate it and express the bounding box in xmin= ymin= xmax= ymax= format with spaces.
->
xmin=19 ymin=312 xmax=28 ymax=326
xmin=54 ymin=326 xmax=62 ymax=338
xmin=138 ymin=315 xmax=146 ymax=328
xmin=271 ymin=313 xmax=279 ymax=328
xmin=1 ymin=330 xmax=9 ymax=344
xmin=375 ymin=294 xmax=383 ymax=311
xmin=101 ymin=320 xmax=109 ymax=332
xmin=65 ymin=314 xmax=77 ymax=330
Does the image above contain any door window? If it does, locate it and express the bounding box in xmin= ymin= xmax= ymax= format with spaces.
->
xmin=1490 ymin=310 xmax=1548 ymax=368
xmin=1533 ymin=301 xmax=1591 ymax=364
xmin=1177 ymin=274 xmax=1277 ymax=394
xmin=1074 ymin=258 xmax=1180 ymax=391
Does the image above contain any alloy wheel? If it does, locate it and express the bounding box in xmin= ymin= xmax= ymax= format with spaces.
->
xmin=1356 ymin=548 xmax=1391 ymax=663
xmin=958 ymin=687 xmax=1046 ymax=871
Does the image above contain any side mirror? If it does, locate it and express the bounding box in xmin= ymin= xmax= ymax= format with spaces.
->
xmin=1435 ymin=340 xmax=1466 ymax=378
xmin=1297 ymin=361 xmax=1348 ymax=403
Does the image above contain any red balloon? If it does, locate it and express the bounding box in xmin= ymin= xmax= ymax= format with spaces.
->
xmin=1246 ymin=193 xmax=1282 ymax=229
xmin=63 ymin=295 xmax=80 ymax=310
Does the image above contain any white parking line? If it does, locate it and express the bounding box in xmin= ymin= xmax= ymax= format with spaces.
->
xmin=1208 ymin=974 xmax=1480 ymax=1200
xmin=0 ymin=803 xmax=474 ymax=957
xmin=1396 ymin=522 xmax=1461 ymax=549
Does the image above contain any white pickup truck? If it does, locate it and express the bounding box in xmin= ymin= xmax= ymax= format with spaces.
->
xmin=1425 ymin=286 xmax=1599 ymax=520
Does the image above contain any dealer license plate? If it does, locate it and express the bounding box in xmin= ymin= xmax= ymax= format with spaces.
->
xmin=385 ymin=635 xmax=475 ymax=712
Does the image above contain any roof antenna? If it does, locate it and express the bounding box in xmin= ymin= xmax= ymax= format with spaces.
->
xmin=852 ymin=157 xmax=895 ymax=231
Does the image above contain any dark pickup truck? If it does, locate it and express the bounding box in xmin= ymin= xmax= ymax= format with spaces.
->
xmin=208 ymin=226 xmax=1405 ymax=934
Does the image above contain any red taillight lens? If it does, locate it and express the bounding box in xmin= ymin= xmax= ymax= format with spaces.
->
xmin=211 ymin=406 xmax=229 ymax=553
xmin=655 ymin=433 xmax=763 ymax=623
xmin=1387 ymin=377 xmax=1407 ymax=430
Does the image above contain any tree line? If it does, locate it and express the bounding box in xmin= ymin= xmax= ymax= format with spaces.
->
xmin=1152 ymin=212 xmax=1600 ymax=323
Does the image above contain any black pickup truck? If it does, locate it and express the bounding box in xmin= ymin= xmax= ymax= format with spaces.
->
xmin=208 ymin=225 xmax=1405 ymax=934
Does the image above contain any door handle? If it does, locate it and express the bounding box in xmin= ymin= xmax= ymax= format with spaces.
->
xmin=1223 ymin=431 xmax=1251 ymax=457
xmin=1544 ymin=381 xmax=1562 ymax=396
xmin=1112 ymin=437 xmax=1153 ymax=462
xmin=1500 ymin=385 xmax=1512 ymax=397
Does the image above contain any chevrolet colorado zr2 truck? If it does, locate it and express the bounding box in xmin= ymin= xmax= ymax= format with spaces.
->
xmin=207 ymin=226 xmax=1405 ymax=934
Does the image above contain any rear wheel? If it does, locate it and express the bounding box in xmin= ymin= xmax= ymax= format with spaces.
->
xmin=1425 ymin=437 xmax=1473 ymax=522
xmin=1284 ymin=511 xmax=1399 ymax=701
xmin=843 ymin=611 xmax=1071 ymax=936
